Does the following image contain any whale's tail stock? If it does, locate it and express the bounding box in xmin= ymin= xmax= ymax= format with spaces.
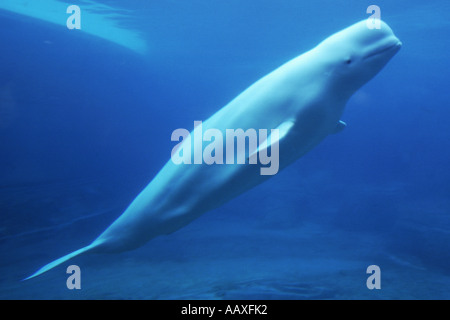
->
xmin=22 ymin=242 xmax=98 ymax=280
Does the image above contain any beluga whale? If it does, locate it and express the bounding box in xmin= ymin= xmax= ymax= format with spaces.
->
xmin=24 ymin=20 xmax=401 ymax=280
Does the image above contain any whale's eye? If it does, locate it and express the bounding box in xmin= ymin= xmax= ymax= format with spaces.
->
xmin=345 ymin=58 xmax=352 ymax=65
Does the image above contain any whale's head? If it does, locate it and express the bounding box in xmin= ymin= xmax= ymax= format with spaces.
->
xmin=314 ymin=20 xmax=402 ymax=98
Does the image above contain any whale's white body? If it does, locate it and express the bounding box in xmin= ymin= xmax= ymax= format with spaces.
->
xmin=25 ymin=20 xmax=401 ymax=279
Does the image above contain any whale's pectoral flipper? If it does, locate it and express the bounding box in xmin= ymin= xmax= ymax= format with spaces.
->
xmin=22 ymin=242 xmax=99 ymax=280
xmin=332 ymin=120 xmax=347 ymax=134
xmin=249 ymin=120 xmax=295 ymax=160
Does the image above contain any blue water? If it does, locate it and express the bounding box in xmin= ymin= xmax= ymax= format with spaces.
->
xmin=1 ymin=0 xmax=449 ymax=299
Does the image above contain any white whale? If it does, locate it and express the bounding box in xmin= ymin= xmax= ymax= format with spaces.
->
xmin=0 ymin=0 xmax=147 ymax=54
xmin=24 ymin=20 xmax=401 ymax=280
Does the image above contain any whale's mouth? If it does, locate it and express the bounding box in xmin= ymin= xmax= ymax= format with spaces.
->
xmin=364 ymin=40 xmax=402 ymax=60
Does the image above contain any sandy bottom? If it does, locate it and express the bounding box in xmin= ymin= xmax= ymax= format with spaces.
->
xmin=2 ymin=217 xmax=450 ymax=300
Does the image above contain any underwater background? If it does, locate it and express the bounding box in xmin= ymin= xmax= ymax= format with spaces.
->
xmin=0 ymin=0 xmax=449 ymax=299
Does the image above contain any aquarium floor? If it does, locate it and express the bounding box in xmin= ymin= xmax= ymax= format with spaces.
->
xmin=1 ymin=219 xmax=449 ymax=300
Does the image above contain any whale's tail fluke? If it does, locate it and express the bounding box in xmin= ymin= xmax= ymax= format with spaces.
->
xmin=22 ymin=242 xmax=98 ymax=281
